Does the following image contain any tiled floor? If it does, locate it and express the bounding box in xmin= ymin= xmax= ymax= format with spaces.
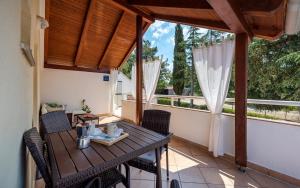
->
xmin=113 ymin=137 xmax=299 ymax=188
xmin=36 ymin=117 xmax=299 ymax=188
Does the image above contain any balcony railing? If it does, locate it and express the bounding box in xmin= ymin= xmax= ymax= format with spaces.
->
xmin=153 ymin=95 xmax=300 ymax=123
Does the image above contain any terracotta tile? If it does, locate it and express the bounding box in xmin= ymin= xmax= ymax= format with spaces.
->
xmin=161 ymin=180 xmax=172 ymax=188
xmin=215 ymin=159 xmax=236 ymax=169
xmin=161 ymin=165 xmax=180 ymax=181
xmin=200 ymin=168 xmax=234 ymax=185
xmin=161 ymin=150 xmax=177 ymax=166
xmin=174 ymin=150 xmax=200 ymax=168
xmin=190 ymin=147 xmax=210 ymax=156
xmin=171 ymin=146 xmax=193 ymax=155
xmin=193 ymin=155 xmax=218 ymax=168
xmin=170 ymin=138 xmax=186 ymax=147
xmin=181 ymin=182 xmax=209 ymax=188
xmin=207 ymin=184 xmax=248 ymax=188
xmin=130 ymin=166 xmax=155 ymax=180
xmin=178 ymin=166 xmax=206 ymax=183
xmin=247 ymin=169 xmax=296 ymax=188
xmin=224 ymin=169 xmax=260 ymax=187
xmin=130 ymin=180 xmax=155 ymax=188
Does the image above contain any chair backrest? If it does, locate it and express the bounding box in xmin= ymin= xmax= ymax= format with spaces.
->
xmin=142 ymin=110 xmax=171 ymax=135
xmin=23 ymin=127 xmax=52 ymax=187
xmin=41 ymin=111 xmax=71 ymax=135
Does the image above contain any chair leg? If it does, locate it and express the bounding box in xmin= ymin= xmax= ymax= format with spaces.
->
xmin=124 ymin=163 xmax=130 ymax=188
xmin=166 ymin=144 xmax=169 ymax=181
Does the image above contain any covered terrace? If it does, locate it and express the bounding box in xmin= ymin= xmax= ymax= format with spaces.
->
xmin=0 ymin=0 xmax=299 ymax=188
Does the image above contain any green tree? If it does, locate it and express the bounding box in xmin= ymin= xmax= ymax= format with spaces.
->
xmin=186 ymin=26 xmax=202 ymax=97
xmin=248 ymin=32 xmax=300 ymax=114
xmin=173 ymin=24 xmax=186 ymax=100
xmin=156 ymin=55 xmax=171 ymax=93
xmin=121 ymin=40 xmax=159 ymax=78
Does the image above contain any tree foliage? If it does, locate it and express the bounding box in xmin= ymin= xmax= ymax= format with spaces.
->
xmin=121 ymin=40 xmax=171 ymax=92
xmin=247 ymin=33 xmax=300 ymax=111
xmin=121 ymin=40 xmax=158 ymax=78
xmin=185 ymin=26 xmax=201 ymax=95
xmin=172 ymin=24 xmax=186 ymax=95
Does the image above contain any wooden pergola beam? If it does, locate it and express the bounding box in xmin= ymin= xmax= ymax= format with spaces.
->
xmin=136 ymin=15 xmax=143 ymax=126
xmin=206 ymin=0 xmax=253 ymax=38
xmin=118 ymin=23 xmax=151 ymax=68
xmin=235 ymin=33 xmax=248 ymax=169
xmin=128 ymin=0 xmax=212 ymax=9
xmin=154 ymin=14 xmax=230 ymax=32
xmin=44 ymin=63 xmax=110 ymax=74
xmin=74 ymin=0 xmax=97 ymax=66
xmin=129 ymin=0 xmax=283 ymax=15
xmin=98 ymin=12 xmax=126 ymax=69
xmin=101 ymin=0 xmax=154 ymax=23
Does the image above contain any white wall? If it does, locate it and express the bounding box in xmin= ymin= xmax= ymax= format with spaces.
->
xmin=41 ymin=68 xmax=111 ymax=114
xmin=0 ymin=0 xmax=36 ymax=187
xmin=118 ymin=72 xmax=132 ymax=95
xmin=122 ymin=100 xmax=300 ymax=180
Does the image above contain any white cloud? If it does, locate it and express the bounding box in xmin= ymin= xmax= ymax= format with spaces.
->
xmin=152 ymin=26 xmax=170 ymax=39
xmin=150 ymin=20 xmax=165 ymax=31
xmin=150 ymin=21 xmax=174 ymax=39
xmin=150 ymin=40 xmax=156 ymax=46
xmin=167 ymin=36 xmax=175 ymax=45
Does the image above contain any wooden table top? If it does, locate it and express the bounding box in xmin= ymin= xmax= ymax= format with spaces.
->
xmin=46 ymin=121 xmax=171 ymax=188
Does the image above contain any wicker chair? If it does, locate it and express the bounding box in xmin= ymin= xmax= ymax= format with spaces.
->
xmin=127 ymin=110 xmax=171 ymax=180
xmin=23 ymin=128 xmax=130 ymax=188
xmin=40 ymin=111 xmax=72 ymax=138
xmin=170 ymin=179 xmax=180 ymax=188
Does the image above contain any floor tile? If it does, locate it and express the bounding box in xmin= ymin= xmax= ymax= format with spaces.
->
xmin=130 ymin=167 xmax=155 ymax=180
xmin=224 ymin=169 xmax=260 ymax=187
xmin=174 ymin=152 xmax=199 ymax=168
xmin=171 ymin=146 xmax=193 ymax=155
xmin=181 ymin=182 xmax=209 ymax=188
xmin=130 ymin=180 xmax=155 ymax=188
xmin=193 ymin=155 xmax=218 ymax=168
xmin=214 ymin=159 xmax=236 ymax=169
xmin=247 ymin=169 xmax=297 ymax=188
xmin=190 ymin=147 xmax=210 ymax=156
xmin=161 ymin=165 xmax=180 ymax=181
xmin=207 ymin=184 xmax=251 ymax=188
xmin=178 ymin=166 xmax=206 ymax=183
xmin=200 ymin=168 xmax=234 ymax=185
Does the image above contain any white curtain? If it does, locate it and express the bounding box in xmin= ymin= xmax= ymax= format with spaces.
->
xmin=110 ymin=69 xmax=119 ymax=115
xmin=143 ymin=60 xmax=162 ymax=108
xmin=193 ymin=39 xmax=235 ymax=157
xmin=131 ymin=65 xmax=136 ymax=99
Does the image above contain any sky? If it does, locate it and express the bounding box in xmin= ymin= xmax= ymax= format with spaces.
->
xmin=143 ymin=21 xmax=208 ymax=71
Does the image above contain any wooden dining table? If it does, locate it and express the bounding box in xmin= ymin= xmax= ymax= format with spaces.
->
xmin=45 ymin=120 xmax=171 ymax=188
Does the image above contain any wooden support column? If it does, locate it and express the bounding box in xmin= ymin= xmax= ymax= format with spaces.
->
xmin=235 ymin=33 xmax=248 ymax=169
xmin=136 ymin=15 xmax=143 ymax=125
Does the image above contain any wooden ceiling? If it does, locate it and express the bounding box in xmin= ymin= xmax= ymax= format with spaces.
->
xmin=44 ymin=0 xmax=287 ymax=73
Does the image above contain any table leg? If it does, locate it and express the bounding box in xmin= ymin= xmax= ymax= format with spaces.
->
xmin=155 ymin=147 xmax=162 ymax=188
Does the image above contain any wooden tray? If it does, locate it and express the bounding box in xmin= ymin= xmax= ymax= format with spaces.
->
xmin=91 ymin=132 xmax=129 ymax=146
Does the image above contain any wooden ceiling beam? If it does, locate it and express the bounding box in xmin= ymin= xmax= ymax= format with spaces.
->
xmin=154 ymin=14 xmax=230 ymax=32
xmin=129 ymin=0 xmax=283 ymax=14
xmin=118 ymin=23 xmax=151 ymax=68
xmin=98 ymin=12 xmax=126 ymax=69
xmin=74 ymin=0 xmax=97 ymax=66
xmin=44 ymin=63 xmax=110 ymax=74
xmin=101 ymin=0 xmax=154 ymax=23
xmin=128 ymin=0 xmax=212 ymax=9
xmin=206 ymin=0 xmax=253 ymax=38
